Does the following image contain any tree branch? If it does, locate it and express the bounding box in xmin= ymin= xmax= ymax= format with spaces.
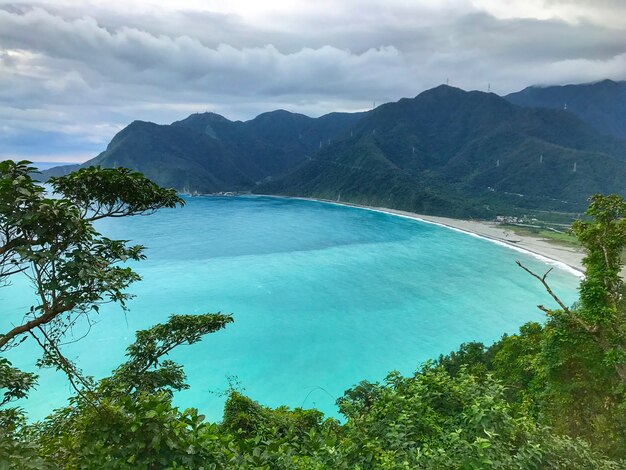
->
xmin=0 ymin=299 xmax=76 ymax=350
xmin=516 ymin=260 xmax=598 ymax=334
xmin=28 ymin=328 xmax=99 ymax=410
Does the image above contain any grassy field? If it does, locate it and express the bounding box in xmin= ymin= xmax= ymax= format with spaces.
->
xmin=501 ymin=224 xmax=580 ymax=247
xmin=502 ymin=222 xmax=625 ymax=273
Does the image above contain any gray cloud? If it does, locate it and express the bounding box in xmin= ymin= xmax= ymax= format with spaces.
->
xmin=0 ymin=1 xmax=624 ymax=162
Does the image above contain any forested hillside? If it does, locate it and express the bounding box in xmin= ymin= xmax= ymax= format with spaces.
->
xmin=43 ymin=110 xmax=364 ymax=193
xmin=42 ymin=82 xmax=626 ymax=218
xmin=506 ymin=79 xmax=626 ymax=139
xmin=261 ymin=85 xmax=626 ymax=217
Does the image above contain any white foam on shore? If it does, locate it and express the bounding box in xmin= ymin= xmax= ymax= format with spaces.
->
xmin=389 ymin=212 xmax=584 ymax=279
xmin=229 ymin=195 xmax=585 ymax=279
xmin=298 ymin=198 xmax=585 ymax=279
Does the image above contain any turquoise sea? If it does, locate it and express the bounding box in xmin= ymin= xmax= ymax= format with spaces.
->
xmin=2 ymin=196 xmax=580 ymax=421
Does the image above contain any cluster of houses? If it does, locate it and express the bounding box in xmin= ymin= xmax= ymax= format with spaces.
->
xmin=494 ymin=215 xmax=539 ymax=224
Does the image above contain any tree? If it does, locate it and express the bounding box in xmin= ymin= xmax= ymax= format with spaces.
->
xmin=0 ymin=160 xmax=183 ymax=348
xmin=517 ymin=194 xmax=626 ymax=455
xmin=0 ymin=161 xmax=236 ymax=468
xmin=34 ymin=314 xmax=233 ymax=469
xmin=572 ymin=194 xmax=626 ymax=379
xmin=0 ymin=160 xmax=183 ymax=411
xmin=0 ymin=161 xmax=183 ymax=352
xmin=518 ymin=194 xmax=626 ymax=383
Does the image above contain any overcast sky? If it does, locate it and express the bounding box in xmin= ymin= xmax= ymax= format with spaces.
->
xmin=1 ymin=0 xmax=625 ymax=163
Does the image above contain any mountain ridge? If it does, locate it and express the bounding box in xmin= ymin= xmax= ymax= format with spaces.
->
xmin=505 ymin=79 xmax=626 ymax=139
xmin=42 ymin=81 xmax=626 ymax=217
xmin=258 ymin=85 xmax=626 ymax=216
xmin=43 ymin=109 xmax=366 ymax=192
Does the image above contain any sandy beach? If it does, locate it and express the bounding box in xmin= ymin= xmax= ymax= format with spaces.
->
xmin=253 ymin=194 xmax=622 ymax=278
xmin=372 ymin=208 xmax=586 ymax=275
xmin=283 ymin=197 xmax=588 ymax=277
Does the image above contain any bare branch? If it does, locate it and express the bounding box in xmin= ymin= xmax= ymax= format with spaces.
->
xmin=517 ymin=260 xmax=598 ymax=335
xmin=517 ymin=262 xmax=570 ymax=313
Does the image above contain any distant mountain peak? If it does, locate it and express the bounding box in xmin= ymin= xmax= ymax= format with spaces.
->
xmin=592 ymin=78 xmax=623 ymax=88
xmin=127 ymin=119 xmax=155 ymax=127
xmin=251 ymin=109 xmax=313 ymax=125
xmin=256 ymin=109 xmax=298 ymax=116
xmin=506 ymin=78 xmax=626 ymax=139
xmin=416 ymin=83 xmax=466 ymax=98
xmin=171 ymin=112 xmax=233 ymax=139
xmin=174 ymin=111 xmax=231 ymax=125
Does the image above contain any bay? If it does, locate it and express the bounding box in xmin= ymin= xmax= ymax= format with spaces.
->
xmin=1 ymin=196 xmax=579 ymax=420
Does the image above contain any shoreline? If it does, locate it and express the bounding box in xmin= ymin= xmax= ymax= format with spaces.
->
xmin=242 ymin=194 xmax=587 ymax=278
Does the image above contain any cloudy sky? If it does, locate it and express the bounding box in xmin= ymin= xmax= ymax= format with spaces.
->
xmin=1 ymin=0 xmax=625 ymax=163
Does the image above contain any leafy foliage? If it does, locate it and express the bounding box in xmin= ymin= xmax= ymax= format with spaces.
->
xmin=0 ymin=161 xmax=183 ymax=351
xmin=2 ymin=168 xmax=626 ymax=468
xmin=0 ymin=160 xmax=184 ymax=466
xmin=571 ymin=194 xmax=626 ymax=367
xmin=33 ymin=313 xmax=233 ymax=470
xmin=104 ymin=313 xmax=233 ymax=396
xmin=50 ymin=166 xmax=183 ymax=221
xmin=435 ymin=195 xmax=626 ymax=456
xmin=25 ymin=365 xmax=621 ymax=469
xmin=0 ymin=357 xmax=37 ymax=407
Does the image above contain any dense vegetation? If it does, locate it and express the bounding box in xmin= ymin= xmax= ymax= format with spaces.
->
xmin=43 ymin=110 xmax=365 ymax=194
xmin=261 ymin=85 xmax=626 ymax=217
xmin=506 ymin=79 xmax=626 ymax=140
xmin=2 ymin=161 xmax=626 ymax=468
xmin=44 ymin=83 xmax=626 ymax=219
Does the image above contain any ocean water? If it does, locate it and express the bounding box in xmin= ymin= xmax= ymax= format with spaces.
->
xmin=2 ymin=196 xmax=580 ymax=421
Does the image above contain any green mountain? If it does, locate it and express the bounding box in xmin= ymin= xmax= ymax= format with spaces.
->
xmin=259 ymin=85 xmax=626 ymax=217
xmin=43 ymin=83 xmax=626 ymax=218
xmin=506 ymin=79 xmax=626 ymax=140
xmin=43 ymin=110 xmax=365 ymax=193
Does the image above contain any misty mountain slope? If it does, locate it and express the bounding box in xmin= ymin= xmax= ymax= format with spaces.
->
xmin=506 ymin=79 xmax=626 ymax=140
